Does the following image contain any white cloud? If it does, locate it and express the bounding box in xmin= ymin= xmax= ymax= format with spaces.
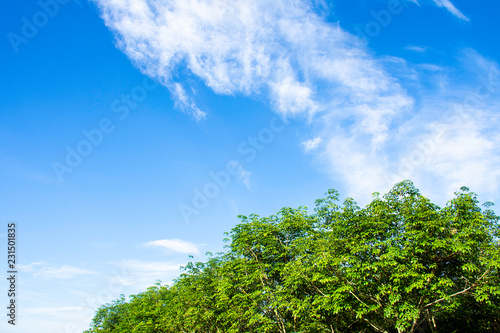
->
xmin=302 ymin=137 xmax=322 ymax=152
xmin=145 ymin=239 xmax=201 ymax=254
xmin=270 ymin=73 xmax=319 ymax=116
xmin=228 ymin=160 xmax=252 ymax=190
xmin=409 ymin=108 xmax=500 ymax=201
xmin=93 ymin=0 xmax=410 ymax=188
xmin=405 ymin=45 xmax=428 ymax=53
xmin=19 ymin=262 xmax=94 ymax=279
xmin=321 ymin=134 xmax=392 ymax=204
xmin=18 ymin=261 xmax=47 ymax=273
xmin=94 ymin=0 xmax=500 ymax=204
xmin=110 ymin=259 xmax=185 ymax=290
xmin=432 ymin=0 xmax=469 ymax=21
xmin=34 ymin=265 xmax=95 ymax=279
xmin=171 ymin=82 xmax=206 ymax=120
xmin=239 ymin=168 xmax=252 ymax=190
xmin=353 ymin=52 xmax=500 ymax=203
xmin=417 ymin=63 xmax=445 ymax=72
xmin=117 ymin=260 xmax=183 ymax=273
xmin=93 ymin=0 xmax=408 ymax=120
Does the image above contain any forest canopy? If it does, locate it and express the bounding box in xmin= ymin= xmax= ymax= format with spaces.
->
xmin=84 ymin=180 xmax=500 ymax=333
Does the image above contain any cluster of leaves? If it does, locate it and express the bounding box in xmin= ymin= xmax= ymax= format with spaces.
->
xmin=84 ymin=181 xmax=500 ymax=333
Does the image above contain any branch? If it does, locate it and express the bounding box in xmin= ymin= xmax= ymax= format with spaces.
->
xmin=344 ymin=279 xmax=382 ymax=307
xmin=363 ymin=318 xmax=388 ymax=333
xmin=424 ymin=268 xmax=491 ymax=308
xmin=349 ymin=290 xmax=368 ymax=307
xmin=301 ymin=275 xmax=327 ymax=297
xmin=341 ymin=319 xmax=360 ymax=333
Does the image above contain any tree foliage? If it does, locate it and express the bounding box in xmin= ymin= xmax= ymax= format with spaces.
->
xmin=84 ymin=181 xmax=500 ymax=332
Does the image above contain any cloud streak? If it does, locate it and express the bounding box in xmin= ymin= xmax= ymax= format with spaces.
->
xmin=145 ymin=239 xmax=201 ymax=254
xmin=19 ymin=262 xmax=95 ymax=279
xmin=171 ymin=82 xmax=206 ymax=120
xmin=432 ymin=0 xmax=469 ymax=21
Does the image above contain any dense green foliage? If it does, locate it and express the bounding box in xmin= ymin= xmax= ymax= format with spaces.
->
xmin=84 ymin=181 xmax=500 ymax=332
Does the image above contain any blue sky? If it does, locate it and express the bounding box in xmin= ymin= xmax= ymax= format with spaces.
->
xmin=1 ymin=0 xmax=499 ymax=331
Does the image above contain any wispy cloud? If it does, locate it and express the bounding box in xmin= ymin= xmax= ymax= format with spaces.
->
xmin=18 ymin=261 xmax=47 ymax=273
xmin=110 ymin=259 xmax=185 ymax=290
xmin=405 ymin=45 xmax=428 ymax=53
xmin=302 ymin=137 xmax=322 ymax=152
xmin=237 ymin=165 xmax=252 ymax=190
xmin=35 ymin=266 xmax=95 ymax=279
xmin=415 ymin=113 xmax=500 ymax=198
xmin=94 ymin=0 xmax=403 ymax=119
xmin=432 ymin=0 xmax=469 ymax=21
xmin=145 ymin=239 xmax=201 ymax=254
xmin=25 ymin=306 xmax=85 ymax=316
xmin=94 ymin=0 xmax=499 ymax=204
xmin=117 ymin=260 xmax=184 ymax=273
xmin=171 ymin=82 xmax=206 ymax=120
xmin=19 ymin=262 xmax=94 ymax=279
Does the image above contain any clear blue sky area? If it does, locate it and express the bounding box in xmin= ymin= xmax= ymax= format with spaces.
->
xmin=1 ymin=0 xmax=499 ymax=331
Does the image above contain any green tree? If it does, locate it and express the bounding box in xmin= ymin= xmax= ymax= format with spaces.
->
xmin=84 ymin=181 xmax=500 ymax=333
xmin=287 ymin=181 xmax=500 ymax=332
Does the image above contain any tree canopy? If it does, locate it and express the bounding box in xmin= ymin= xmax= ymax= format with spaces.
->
xmin=84 ymin=181 xmax=500 ymax=333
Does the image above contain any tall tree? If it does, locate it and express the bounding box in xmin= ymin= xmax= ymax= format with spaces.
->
xmin=85 ymin=181 xmax=500 ymax=333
